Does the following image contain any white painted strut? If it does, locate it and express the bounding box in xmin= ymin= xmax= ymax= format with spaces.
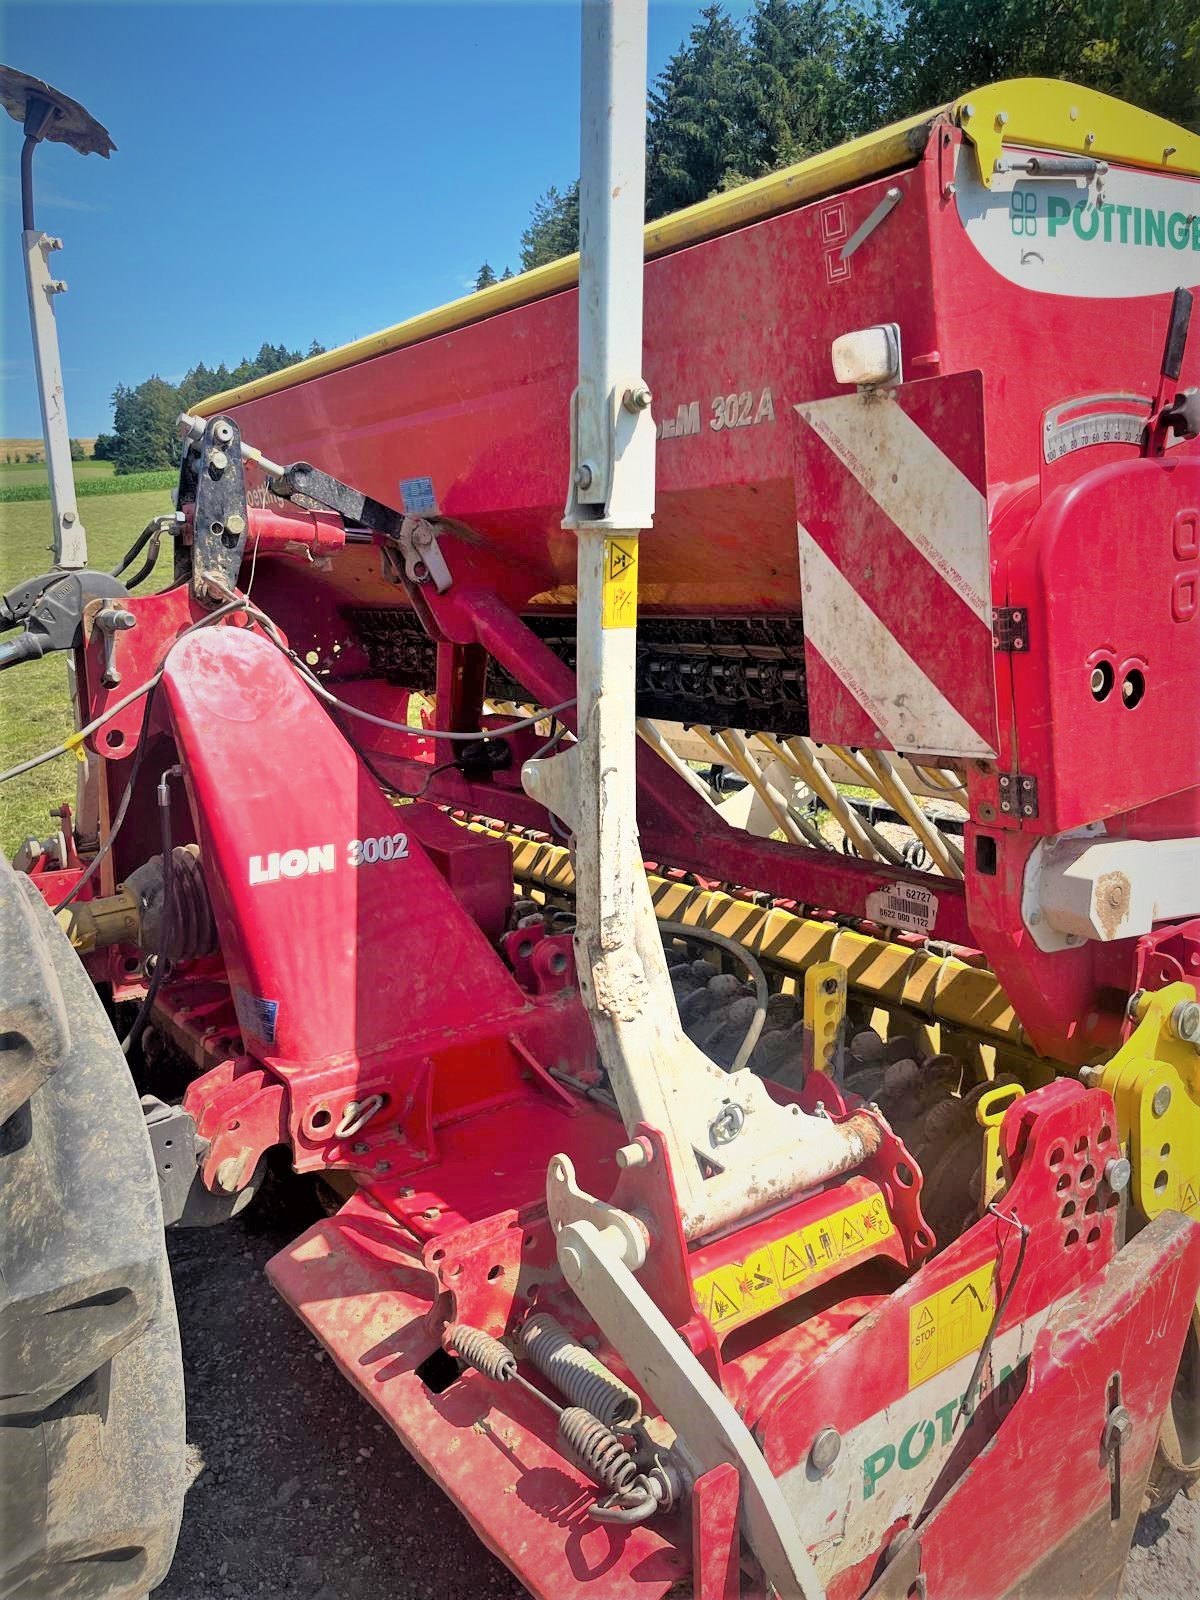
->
xmin=1024 ymin=830 xmax=1200 ymax=951
xmin=23 ymin=228 xmax=86 ymax=568
xmin=523 ymin=0 xmax=875 ymax=1245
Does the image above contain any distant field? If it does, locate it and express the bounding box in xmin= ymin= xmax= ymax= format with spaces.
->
xmin=0 ymin=459 xmax=114 ymax=488
xmin=0 ymin=486 xmax=175 ymax=854
xmin=0 ymin=436 xmax=97 ymax=465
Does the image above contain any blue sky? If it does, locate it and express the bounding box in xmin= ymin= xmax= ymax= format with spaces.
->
xmin=2 ymin=1 xmax=748 ymax=438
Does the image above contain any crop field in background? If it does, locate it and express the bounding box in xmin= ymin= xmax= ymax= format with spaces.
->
xmin=0 ymin=458 xmax=114 ymax=488
xmin=0 ymin=487 xmax=174 ymax=853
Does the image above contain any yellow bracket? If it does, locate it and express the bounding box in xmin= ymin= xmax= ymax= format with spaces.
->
xmin=805 ymin=961 xmax=846 ymax=1081
xmin=1093 ymin=983 xmax=1200 ymax=1224
xmin=975 ymin=1082 xmax=1026 ymax=1208
xmin=955 ymin=78 xmax=1200 ymax=188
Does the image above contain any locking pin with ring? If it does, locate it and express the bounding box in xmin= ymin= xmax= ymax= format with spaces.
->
xmin=708 ymin=1099 xmax=745 ymax=1147
xmin=336 ymin=1093 xmax=385 ymax=1138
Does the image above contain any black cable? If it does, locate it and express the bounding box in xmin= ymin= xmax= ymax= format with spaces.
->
xmin=52 ymin=681 xmax=160 ymax=914
xmin=121 ymin=765 xmax=182 ymax=1057
xmin=953 ymin=1204 xmax=1030 ymax=1430
xmin=49 ymin=596 xmax=261 ymax=912
xmin=112 ymin=518 xmax=164 ymax=580
xmin=122 ymin=527 xmax=164 ymax=591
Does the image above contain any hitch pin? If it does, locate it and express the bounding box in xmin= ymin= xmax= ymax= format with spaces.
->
xmin=177 ymin=412 xmax=287 ymax=479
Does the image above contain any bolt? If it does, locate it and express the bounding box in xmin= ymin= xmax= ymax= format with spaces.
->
xmin=375 ymin=1159 xmax=391 ymax=1173
xmin=1104 ymin=1157 xmax=1131 ymax=1193
xmin=226 ymin=512 xmax=247 ymax=537
xmin=398 ymin=1186 xmax=415 ymax=1198
xmin=1079 ymin=1064 xmax=1104 ymax=1087
xmin=213 ymin=420 xmax=234 ymax=445
xmin=809 ymin=1426 xmax=841 ymax=1475
xmin=1085 ymin=132 xmax=1096 ymax=146
xmin=962 ymin=102 xmax=976 ymax=119
xmin=997 ymin=111 xmax=1009 ymax=126
xmin=1020 ymin=778 xmax=1033 ymax=791
xmin=1122 ymin=678 xmax=1137 ymax=702
xmin=62 ymin=510 xmax=76 ymax=525
xmin=1105 ymin=883 xmax=1125 ymax=909
xmin=944 ymin=182 xmax=957 ymax=198
xmin=1169 ymin=999 xmax=1200 ymax=1044
xmin=352 ymin=1141 xmax=370 ymax=1155
xmin=209 ymin=449 xmax=228 ymax=475
xmin=1152 ymin=1083 xmax=1172 ymax=1118
xmin=422 ymin=1206 xmax=441 ymax=1220
xmin=575 ymin=462 xmax=594 ymax=490
xmin=48 ymin=279 xmax=67 ymax=294
xmin=615 ymin=1141 xmax=650 ymax=1169
xmin=1090 ymin=666 xmax=1107 ymax=695
xmin=999 ymin=775 xmax=1011 ymax=788
xmin=1000 ymin=801 xmax=1012 ymax=813
xmin=622 ymin=383 xmax=653 ymax=413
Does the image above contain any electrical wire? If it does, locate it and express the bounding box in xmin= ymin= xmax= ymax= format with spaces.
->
xmin=202 ymin=579 xmax=577 ymax=743
xmin=0 ymin=595 xmax=261 ymax=787
xmin=657 ymin=918 xmax=769 ymax=1073
xmin=121 ymin=764 xmax=182 ymax=1056
xmin=52 ymin=682 xmax=160 ymax=913
xmin=953 ymin=1203 xmax=1030 ymax=1431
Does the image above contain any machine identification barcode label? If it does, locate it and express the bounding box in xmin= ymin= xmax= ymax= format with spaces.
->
xmin=233 ymin=987 xmax=279 ymax=1047
xmin=399 ymin=476 xmax=438 ymax=514
xmin=601 ymin=536 xmax=638 ymax=630
xmin=693 ymin=1192 xmax=893 ymax=1332
xmin=865 ymin=882 xmax=938 ymax=934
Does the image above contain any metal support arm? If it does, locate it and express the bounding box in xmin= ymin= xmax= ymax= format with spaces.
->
xmin=523 ymin=0 xmax=874 ymax=1243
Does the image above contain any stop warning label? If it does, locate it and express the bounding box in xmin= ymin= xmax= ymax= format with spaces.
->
xmin=908 ymin=1261 xmax=996 ymax=1388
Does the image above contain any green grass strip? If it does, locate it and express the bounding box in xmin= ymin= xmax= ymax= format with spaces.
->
xmin=0 ymin=468 xmax=177 ymax=504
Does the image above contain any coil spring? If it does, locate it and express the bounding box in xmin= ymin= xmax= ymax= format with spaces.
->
xmin=443 ymin=1323 xmax=516 ymax=1383
xmin=521 ymin=1313 xmax=640 ymax=1429
xmin=558 ymin=1407 xmax=639 ymax=1495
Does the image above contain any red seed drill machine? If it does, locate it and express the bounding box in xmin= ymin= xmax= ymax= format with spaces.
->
xmin=2 ymin=6 xmax=1199 ymax=1596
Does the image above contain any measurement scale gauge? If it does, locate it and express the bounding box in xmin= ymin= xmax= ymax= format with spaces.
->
xmin=1042 ymin=392 xmax=1151 ymax=462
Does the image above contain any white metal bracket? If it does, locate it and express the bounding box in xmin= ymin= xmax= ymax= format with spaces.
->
xmin=23 ymin=229 xmax=86 ymax=568
xmin=548 ymin=1157 xmax=825 ymax=1600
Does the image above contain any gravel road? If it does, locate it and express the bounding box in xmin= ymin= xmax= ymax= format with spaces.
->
xmin=160 ymin=1205 xmax=1198 ymax=1600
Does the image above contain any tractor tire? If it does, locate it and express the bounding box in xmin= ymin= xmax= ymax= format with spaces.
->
xmin=0 ymin=858 xmax=185 ymax=1599
xmin=1146 ymin=1298 xmax=1200 ymax=1511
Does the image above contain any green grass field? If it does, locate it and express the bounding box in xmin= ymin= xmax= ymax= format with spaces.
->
xmin=0 ymin=458 xmax=115 ymax=488
xmin=0 ymin=487 xmax=175 ymax=854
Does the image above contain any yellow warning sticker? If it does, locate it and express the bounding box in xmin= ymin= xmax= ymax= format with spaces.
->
xmin=907 ymin=1262 xmax=997 ymax=1389
xmin=694 ymin=1193 xmax=893 ymax=1332
xmin=601 ymin=536 xmax=638 ymax=630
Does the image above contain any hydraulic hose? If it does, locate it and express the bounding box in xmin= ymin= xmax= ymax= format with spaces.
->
xmin=658 ymin=918 xmax=769 ymax=1073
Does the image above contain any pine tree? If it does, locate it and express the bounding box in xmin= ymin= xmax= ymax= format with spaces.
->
xmin=519 ymin=183 xmax=581 ymax=270
xmin=645 ymin=4 xmax=752 ymax=215
xmin=474 ymin=262 xmax=498 ymax=290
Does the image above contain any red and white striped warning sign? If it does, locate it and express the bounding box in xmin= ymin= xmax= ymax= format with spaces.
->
xmin=794 ymin=371 xmax=997 ymax=760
